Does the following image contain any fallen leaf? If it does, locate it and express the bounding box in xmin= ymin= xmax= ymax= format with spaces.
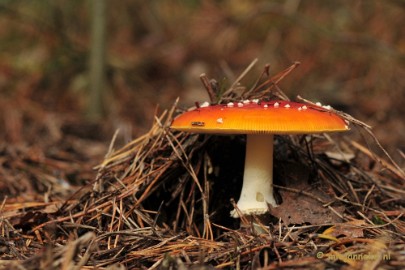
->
xmin=269 ymin=162 xmax=344 ymax=225
xmin=269 ymin=188 xmax=344 ymax=225
xmin=322 ymin=219 xmax=366 ymax=238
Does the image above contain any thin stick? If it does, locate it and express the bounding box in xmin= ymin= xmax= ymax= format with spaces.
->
xmin=200 ymin=73 xmax=216 ymax=103
xmin=220 ymin=58 xmax=258 ymax=99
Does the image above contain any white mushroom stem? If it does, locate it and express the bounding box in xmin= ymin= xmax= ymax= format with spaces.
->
xmin=231 ymin=134 xmax=277 ymax=218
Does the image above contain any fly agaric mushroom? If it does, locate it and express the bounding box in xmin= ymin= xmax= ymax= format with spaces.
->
xmin=170 ymin=100 xmax=349 ymax=218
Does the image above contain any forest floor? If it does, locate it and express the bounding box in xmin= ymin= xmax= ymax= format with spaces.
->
xmin=1 ymin=1 xmax=405 ymax=269
xmin=1 ymin=63 xmax=404 ymax=269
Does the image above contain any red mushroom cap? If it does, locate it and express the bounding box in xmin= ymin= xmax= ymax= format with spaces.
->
xmin=170 ymin=100 xmax=349 ymax=134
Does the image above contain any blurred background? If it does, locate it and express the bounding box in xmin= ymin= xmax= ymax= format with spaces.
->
xmin=0 ymin=0 xmax=404 ymax=163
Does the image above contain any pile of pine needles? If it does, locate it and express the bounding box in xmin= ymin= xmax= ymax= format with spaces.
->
xmin=1 ymin=61 xmax=404 ymax=269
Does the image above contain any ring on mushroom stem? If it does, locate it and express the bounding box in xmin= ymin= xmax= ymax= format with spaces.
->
xmin=170 ymin=100 xmax=349 ymax=218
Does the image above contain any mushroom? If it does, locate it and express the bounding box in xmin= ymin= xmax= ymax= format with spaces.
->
xmin=170 ymin=100 xmax=349 ymax=218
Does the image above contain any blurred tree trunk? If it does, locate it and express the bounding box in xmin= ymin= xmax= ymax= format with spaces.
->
xmin=87 ymin=0 xmax=107 ymax=120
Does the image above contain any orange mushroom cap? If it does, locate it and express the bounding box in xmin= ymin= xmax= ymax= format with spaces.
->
xmin=171 ymin=100 xmax=349 ymax=134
